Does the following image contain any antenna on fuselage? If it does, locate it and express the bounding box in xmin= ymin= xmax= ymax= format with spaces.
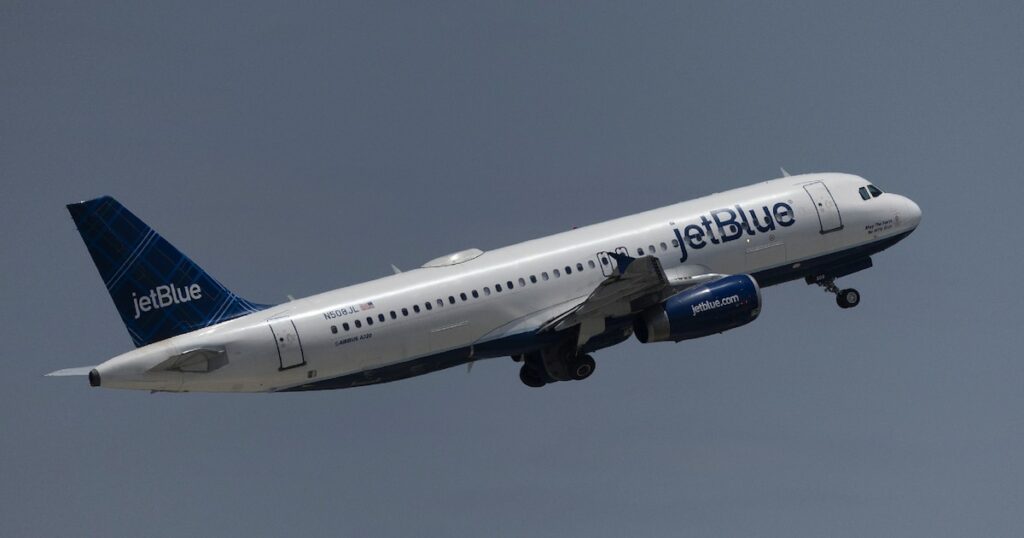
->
xmin=390 ymin=264 xmax=402 ymax=274
xmin=780 ymin=167 xmax=791 ymax=177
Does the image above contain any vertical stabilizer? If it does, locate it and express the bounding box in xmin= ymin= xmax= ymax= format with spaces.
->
xmin=67 ymin=196 xmax=271 ymax=347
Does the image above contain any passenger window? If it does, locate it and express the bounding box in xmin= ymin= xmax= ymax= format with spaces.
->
xmin=587 ymin=260 xmax=595 ymax=269
xmin=671 ymin=239 xmax=679 ymax=248
xmin=495 ymin=284 xmax=502 ymax=292
xmin=637 ymin=247 xmax=644 ymax=256
xmin=601 ymin=256 xmax=609 ymax=265
xmin=519 ymin=277 xmax=526 ymax=287
xmin=343 ymin=322 xmax=350 ymax=331
xmin=553 ymin=269 xmax=561 ymax=278
xmin=564 ymin=266 xmax=572 ymax=275
xmin=542 ymin=272 xmax=549 ymax=281
xmin=390 ymin=310 xmax=397 ymax=319
xmin=576 ymin=263 xmax=584 ymax=271
xmin=660 ymin=242 xmax=667 ymax=251
xmin=413 ymin=305 xmax=420 ymax=313
xmin=378 ymin=313 xmax=385 ymax=322
xmin=448 ymin=296 xmax=456 ymax=304
xmin=436 ymin=299 xmax=444 ymax=307
xmin=472 ymin=290 xmax=479 ymax=298
xmin=331 ymin=325 xmax=338 ymax=334
xmin=483 ymin=287 xmax=491 ymax=296
xmin=460 ymin=292 xmax=468 ymax=301
xmin=859 ymin=187 xmax=870 ymax=200
xmin=529 ymin=275 xmax=537 ymax=284
xmin=507 ymin=280 xmax=514 ymax=289
xmin=366 ymin=317 xmax=373 ymax=326
xmin=867 ymin=185 xmax=883 ymax=198
xmin=402 ymin=308 xmax=409 ymax=316
xmin=648 ymin=245 xmax=655 ymax=254
xmin=425 ymin=302 xmax=432 ymax=310
xmin=355 ymin=320 xmax=362 ymax=328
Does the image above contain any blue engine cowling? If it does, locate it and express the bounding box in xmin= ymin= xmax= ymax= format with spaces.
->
xmin=634 ymin=274 xmax=762 ymax=343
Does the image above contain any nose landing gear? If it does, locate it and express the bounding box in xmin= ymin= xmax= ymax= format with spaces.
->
xmin=815 ymin=277 xmax=861 ymax=309
xmin=836 ymin=287 xmax=860 ymax=309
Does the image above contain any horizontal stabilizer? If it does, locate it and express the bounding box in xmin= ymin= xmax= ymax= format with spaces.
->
xmin=45 ymin=366 xmax=95 ymax=377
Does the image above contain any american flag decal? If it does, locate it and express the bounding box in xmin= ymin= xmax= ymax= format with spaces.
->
xmin=359 ymin=301 xmax=375 ymax=311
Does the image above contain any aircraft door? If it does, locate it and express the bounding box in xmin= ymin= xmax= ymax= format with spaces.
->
xmin=597 ymin=252 xmax=615 ymax=276
xmin=268 ymin=317 xmax=306 ymax=370
xmin=803 ymin=181 xmax=843 ymax=233
xmin=597 ymin=247 xmax=630 ymax=277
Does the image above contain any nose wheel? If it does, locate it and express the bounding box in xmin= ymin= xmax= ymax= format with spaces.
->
xmin=836 ymin=288 xmax=860 ymax=309
xmin=816 ymin=278 xmax=861 ymax=309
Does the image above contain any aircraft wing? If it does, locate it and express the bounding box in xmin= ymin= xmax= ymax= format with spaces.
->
xmin=540 ymin=253 xmax=721 ymax=347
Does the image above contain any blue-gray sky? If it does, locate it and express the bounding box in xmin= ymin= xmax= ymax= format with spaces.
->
xmin=3 ymin=2 xmax=1022 ymax=536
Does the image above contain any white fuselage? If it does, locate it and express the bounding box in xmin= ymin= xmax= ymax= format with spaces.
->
xmin=92 ymin=173 xmax=921 ymax=392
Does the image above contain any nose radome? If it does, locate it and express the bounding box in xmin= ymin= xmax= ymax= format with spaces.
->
xmin=903 ymin=197 xmax=922 ymax=229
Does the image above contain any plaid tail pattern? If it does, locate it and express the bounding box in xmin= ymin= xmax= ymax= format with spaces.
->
xmin=67 ymin=196 xmax=272 ymax=347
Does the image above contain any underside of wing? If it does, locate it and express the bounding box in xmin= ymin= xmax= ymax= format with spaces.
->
xmin=540 ymin=252 xmax=718 ymax=347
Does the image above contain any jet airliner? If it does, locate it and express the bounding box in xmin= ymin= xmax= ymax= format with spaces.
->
xmin=48 ymin=173 xmax=921 ymax=391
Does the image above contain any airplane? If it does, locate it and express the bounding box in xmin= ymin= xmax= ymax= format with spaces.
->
xmin=47 ymin=172 xmax=921 ymax=392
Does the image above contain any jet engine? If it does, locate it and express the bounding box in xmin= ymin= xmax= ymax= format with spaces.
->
xmin=634 ymin=274 xmax=761 ymax=343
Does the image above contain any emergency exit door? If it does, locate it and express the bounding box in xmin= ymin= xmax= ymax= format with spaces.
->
xmin=803 ymin=181 xmax=843 ymax=233
xmin=596 ymin=247 xmax=630 ymax=277
xmin=268 ymin=317 xmax=305 ymax=370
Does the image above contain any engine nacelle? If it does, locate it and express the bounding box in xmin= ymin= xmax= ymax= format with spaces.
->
xmin=634 ymin=274 xmax=761 ymax=343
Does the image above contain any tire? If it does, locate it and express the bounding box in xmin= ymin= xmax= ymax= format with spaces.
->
xmin=840 ymin=288 xmax=860 ymax=308
xmin=571 ymin=354 xmax=596 ymax=381
xmin=519 ymin=365 xmax=546 ymax=387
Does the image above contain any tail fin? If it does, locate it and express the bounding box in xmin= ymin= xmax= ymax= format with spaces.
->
xmin=67 ymin=196 xmax=271 ymax=347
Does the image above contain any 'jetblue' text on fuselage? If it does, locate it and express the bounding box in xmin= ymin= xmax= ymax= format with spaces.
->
xmin=673 ymin=202 xmax=795 ymax=262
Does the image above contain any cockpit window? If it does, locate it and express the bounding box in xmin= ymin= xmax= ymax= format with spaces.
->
xmin=859 ymin=187 xmax=870 ymax=200
xmin=867 ymin=185 xmax=883 ymax=198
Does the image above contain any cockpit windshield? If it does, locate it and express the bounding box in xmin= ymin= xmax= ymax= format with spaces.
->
xmin=860 ymin=184 xmax=884 ymax=200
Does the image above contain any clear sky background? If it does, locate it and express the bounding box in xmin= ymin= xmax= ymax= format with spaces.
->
xmin=2 ymin=2 xmax=1022 ymax=536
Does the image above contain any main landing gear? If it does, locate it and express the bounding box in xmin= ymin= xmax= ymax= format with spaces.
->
xmin=517 ymin=352 xmax=596 ymax=388
xmin=815 ymin=277 xmax=861 ymax=309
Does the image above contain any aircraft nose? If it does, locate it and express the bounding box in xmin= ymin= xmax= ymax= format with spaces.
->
xmin=902 ymin=197 xmax=922 ymax=229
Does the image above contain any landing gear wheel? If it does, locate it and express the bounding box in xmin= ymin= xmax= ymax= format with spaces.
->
xmin=519 ymin=365 xmax=546 ymax=388
xmin=836 ymin=288 xmax=860 ymax=309
xmin=570 ymin=354 xmax=596 ymax=381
